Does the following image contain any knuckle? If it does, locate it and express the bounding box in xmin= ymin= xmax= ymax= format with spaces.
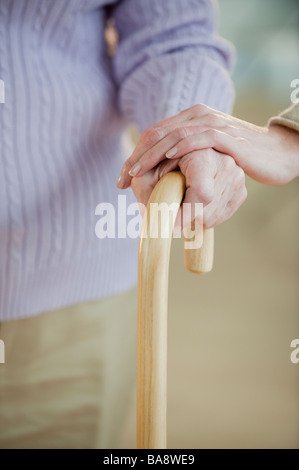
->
xmin=123 ymin=159 xmax=132 ymax=173
xmin=173 ymin=126 xmax=188 ymax=140
xmin=204 ymin=113 xmax=218 ymax=127
xmin=223 ymin=203 xmax=236 ymax=221
xmin=141 ymin=126 xmax=164 ymax=146
xmin=222 ymin=124 xmax=235 ymax=134
xmin=236 ymin=136 xmax=247 ymax=144
xmin=235 ymin=166 xmax=246 ymax=185
xmin=230 ymin=186 xmax=247 ymax=212
xmin=192 ymin=103 xmax=206 ymax=115
xmin=194 ymin=187 xmax=213 ymax=205
xmin=240 ymin=186 xmax=248 ymax=203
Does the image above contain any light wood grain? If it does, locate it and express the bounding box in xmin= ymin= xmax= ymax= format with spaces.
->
xmin=184 ymin=226 xmax=214 ymax=273
xmin=137 ymin=171 xmax=214 ymax=449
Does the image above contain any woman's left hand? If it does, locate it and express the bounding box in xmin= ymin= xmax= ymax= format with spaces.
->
xmin=117 ymin=104 xmax=299 ymax=190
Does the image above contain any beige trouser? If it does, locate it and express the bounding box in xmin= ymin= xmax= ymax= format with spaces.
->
xmin=0 ymin=287 xmax=137 ymax=449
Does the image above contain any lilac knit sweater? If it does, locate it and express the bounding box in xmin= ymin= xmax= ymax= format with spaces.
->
xmin=0 ymin=0 xmax=234 ymax=320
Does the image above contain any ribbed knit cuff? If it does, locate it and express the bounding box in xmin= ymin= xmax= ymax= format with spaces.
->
xmin=268 ymin=102 xmax=299 ymax=133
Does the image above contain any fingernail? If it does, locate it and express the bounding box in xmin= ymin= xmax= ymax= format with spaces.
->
xmin=165 ymin=147 xmax=178 ymax=159
xmin=129 ymin=162 xmax=141 ymax=177
xmin=117 ymin=174 xmax=125 ymax=189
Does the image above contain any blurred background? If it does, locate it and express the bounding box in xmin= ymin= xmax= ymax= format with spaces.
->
xmin=119 ymin=0 xmax=299 ymax=449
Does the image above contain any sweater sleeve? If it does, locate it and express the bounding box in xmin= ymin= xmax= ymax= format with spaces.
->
xmin=268 ymin=102 xmax=299 ymax=133
xmin=110 ymin=0 xmax=235 ymax=132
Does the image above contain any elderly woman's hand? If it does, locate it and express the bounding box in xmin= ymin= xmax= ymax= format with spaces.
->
xmin=117 ymin=104 xmax=299 ymax=191
xmin=128 ymin=147 xmax=247 ymax=230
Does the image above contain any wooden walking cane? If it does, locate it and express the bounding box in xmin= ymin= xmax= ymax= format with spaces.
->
xmin=137 ymin=171 xmax=214 ymax=449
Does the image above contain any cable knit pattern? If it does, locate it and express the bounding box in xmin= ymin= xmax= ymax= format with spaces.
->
xmin=0 ymin=0 xmax=234 ymax=320
xmin=112 ymin=0 xmax=235 ymax=131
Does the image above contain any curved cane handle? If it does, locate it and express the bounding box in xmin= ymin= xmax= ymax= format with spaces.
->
xmin=137 ymin=171 xmax=214 ymax=449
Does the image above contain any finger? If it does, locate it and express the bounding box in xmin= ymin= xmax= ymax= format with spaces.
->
xmin=130 ymin=158 xmax=172 ymax=210
xmin=133 ymin=125 xmax=212 ymax=176
xmin=118 ymin=115 xmax=229 ymax=188
xmin=130 ymin=167 xmax=160 ymax=209
xmin=117 ymin=110 xmax=194 ymax=190
xmin=164 ymin=129 xmax=246 ymax=163
xmin=180 ymin=150 xmax=216 ymax=206
xmin=137 ymin=103 xmax=224 ymax=135
xmin=117 ymin=107 xmax=229 ymax=189
xmin=174 ymin=150 xmax=216 ymax=231
xmin=203 ymin=156 xmax=247 ymax=228
xmin=184 ymin=104 xmax=254 ymax=129
xmin=118 ymin=124 xmax=209 ymax=189
xmin=118 ymin=104 xmax=248 ymax=189
xmin=158 ymin=158 xmax=180 ymax=179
